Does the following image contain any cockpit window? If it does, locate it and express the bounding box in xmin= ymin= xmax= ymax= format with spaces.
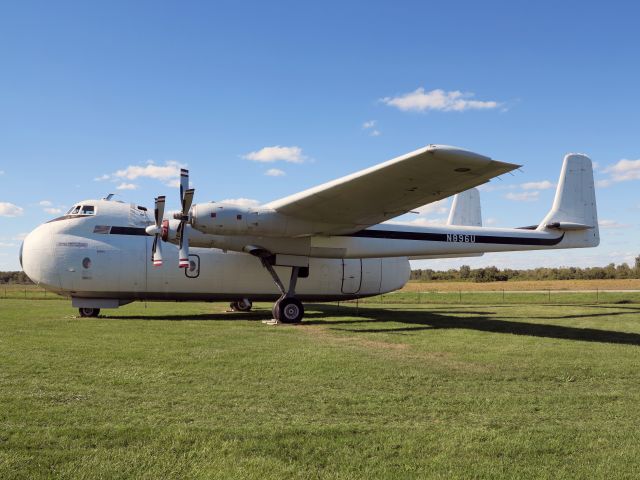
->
xmin=81 ymin=205 xmax=95 ymax=215
xmin=71 ymin=206 xmax=81 ymax=214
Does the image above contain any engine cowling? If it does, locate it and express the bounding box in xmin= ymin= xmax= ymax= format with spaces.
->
xmin=191 ymin=202 xmax=296 ymax=237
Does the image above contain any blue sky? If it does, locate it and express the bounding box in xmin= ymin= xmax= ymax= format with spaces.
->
xmin=1 ymin=1 xmax=639 ymax=271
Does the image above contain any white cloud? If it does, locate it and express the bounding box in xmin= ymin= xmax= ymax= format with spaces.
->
xmin=98 ymin=160 xmax=186 ymax=187
xmin=14 ymin=233 xmax=28 ymax=241
xmin=116 ymin=182 xmax=138 ymax=190
xmin=39 ymin=200 xmax=53 ymax=207
xmin=265 ymin=168 xmax=285 ymax=177
xmin=505 ymin=191 xmax=540 ymax=202
xmin=362 ymin=120 xmax=381 ymax=136
xmin=603 ymin=158 xmax=640 ymax=182
xmin=218 ymin=198 xmax=261 ymax=208
xmin=115 ymin=160 xmax=185 ymax=182
xmin=0 ymin=202 xmax=24 ymax=217
xmin=381 ymin=88 xmax=500 ymax=112
xmin=0 ymin=242 xmax=16 ymax=247
xmin=44 ymin=207 xmax=63 ymax=214
xmin=414 ymin=199 xmax=450 ymax=215
xmin=0 ymin=170 xmax=4 ymax=175
xmin=598 ymin=219 xmax=630 ymax=229
xmin=521 ymin=180 xmax=555 ymax=190
xmin=596 ymin=158 xmax=640 ymax=187
xmin=485 ymin=217 xmax=499 ymax=226
xmin=243 ymin=146 xmax=306 ymax=163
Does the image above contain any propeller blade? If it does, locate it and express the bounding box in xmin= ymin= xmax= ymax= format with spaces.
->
xmin=153 ymin=239 xmax=163 ymax=266
xmin=150 ymin=195 xmax=166 ymax=267
xmin=182 ymin=188 xmax=194 ymax=215
xmin=178 ymin=224 xmax=189 ymax=268
xmin=180 ymin=169 xmax=189 ymax=201
xmin=155 ymin=195 xmax=165 ymax=226
xmin=176 ymin=170 xmax=193 ymax=269
xmin=151 ymin=236 xmax=163 ymax=266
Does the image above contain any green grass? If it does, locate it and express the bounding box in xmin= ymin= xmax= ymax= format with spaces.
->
xmin=1 ymin=299 xmax=640 ymax=479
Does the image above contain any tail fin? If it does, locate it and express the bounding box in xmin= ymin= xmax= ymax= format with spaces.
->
xmin=537 ymin=153 xmax=599 ymax=247
xmin=447 ymin=188 xmax=482 ymax=227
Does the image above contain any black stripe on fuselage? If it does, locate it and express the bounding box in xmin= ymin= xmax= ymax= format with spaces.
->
xmin=348 ymin=229 xmax=564 ymax=246
xmin=109 ymin=226 xmax=148 ymax=236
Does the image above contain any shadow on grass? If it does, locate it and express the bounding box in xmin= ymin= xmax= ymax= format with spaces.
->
xmin=306 ymin=304 xmax=640 ymax=347
xmin=106 ymin=302 xmax=640 ymax=346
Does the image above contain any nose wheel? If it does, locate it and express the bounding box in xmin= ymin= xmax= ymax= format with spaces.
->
xmin=230 ymin=298 xmax=253 ymax=312
xmin=79 ymin=307 xmax=100 ymax=318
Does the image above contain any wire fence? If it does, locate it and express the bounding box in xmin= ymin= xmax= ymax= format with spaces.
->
xmin=346 ymin=289 xmax=640 ymax=305
xmin=2 ymin=285 xmax=639 ymax=305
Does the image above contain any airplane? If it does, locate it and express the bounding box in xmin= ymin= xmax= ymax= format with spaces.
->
xmin=20 ymin=144 xmax=599 ymax=323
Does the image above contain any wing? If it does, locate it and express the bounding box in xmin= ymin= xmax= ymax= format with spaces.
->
xmin=264 ymin=144 xmax=518 ymax=234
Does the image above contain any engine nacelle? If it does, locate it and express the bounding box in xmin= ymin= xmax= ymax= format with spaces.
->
xmin=191 ymin=202 xmax=312 ymax=237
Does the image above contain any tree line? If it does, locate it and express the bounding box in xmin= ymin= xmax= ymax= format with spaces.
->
xmin=412 ymin=256 xmax=640 ymax=282
xmin=0 ymin=271 xmax=32 ymax=284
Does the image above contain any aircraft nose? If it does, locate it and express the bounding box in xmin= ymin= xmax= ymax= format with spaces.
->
xmin=21 ymin=224 xmax=60 ymax=290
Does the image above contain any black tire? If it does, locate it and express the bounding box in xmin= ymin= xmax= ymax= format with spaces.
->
xmin=272 ymin=299 xmax=281 ymax=321
xmin=79 ymin=307 xmax=100 ymax=318
xmin=229 ymin=301 xmax=240 ymax=311
xmin=277 ymin=298 xmax=304 ymax=324
xmin=236 ymin=299 xmax=252 ymax=312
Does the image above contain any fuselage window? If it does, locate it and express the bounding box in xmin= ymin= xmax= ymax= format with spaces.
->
xmin=81 ymin=205 xmax=95 ymax=215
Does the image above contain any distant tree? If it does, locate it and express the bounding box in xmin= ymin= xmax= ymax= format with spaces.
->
xmin=459 ymin=265 xmax=471 ymax=280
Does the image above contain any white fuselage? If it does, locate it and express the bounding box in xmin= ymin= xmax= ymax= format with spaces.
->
xmin=20 ymin=200 xmax=410 ymax=302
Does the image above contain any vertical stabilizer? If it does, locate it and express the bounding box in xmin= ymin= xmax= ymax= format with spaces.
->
xmin=537 ymin=153 xmax=599 ymax=247
xmin=447 ymin=188 xmax=482 ymax=227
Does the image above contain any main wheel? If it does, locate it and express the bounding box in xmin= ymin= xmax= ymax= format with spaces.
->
xmin=79 ymin=307 xmax=100 ymax=318
xmin=272 ymin=299 xmax=281 ymax=321
xmin=277 ymin=298 xmax=304 ymax=324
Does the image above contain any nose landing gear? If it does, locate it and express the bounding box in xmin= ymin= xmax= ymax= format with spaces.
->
xmin=79 ymin=307 xmax=100 ymax=318
xmin=230 ymin=298 xmax=253 ymax=312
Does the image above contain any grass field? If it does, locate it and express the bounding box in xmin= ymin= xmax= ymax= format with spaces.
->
xmin=2 ymin=298 xmax=640 ymax=479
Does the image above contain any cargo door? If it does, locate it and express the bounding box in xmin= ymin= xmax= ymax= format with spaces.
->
xmin=341 ymin=259 xmax=362 ymax=294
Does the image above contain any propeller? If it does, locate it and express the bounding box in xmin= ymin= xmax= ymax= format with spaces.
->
xmin=145 ymin=195 xmax=166 ymax=266
xmin=176 ymin=169 xmax=195 ymax=268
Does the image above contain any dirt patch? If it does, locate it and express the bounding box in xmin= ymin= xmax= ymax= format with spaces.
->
xmin=299 ymin=323 xmax=487 ymax=373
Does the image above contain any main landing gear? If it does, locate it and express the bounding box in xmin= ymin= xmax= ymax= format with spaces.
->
xmin=260 ymin=258 xmax=305 ymax=324
xmin=79 ymin=307 xmax=100 ymax=318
